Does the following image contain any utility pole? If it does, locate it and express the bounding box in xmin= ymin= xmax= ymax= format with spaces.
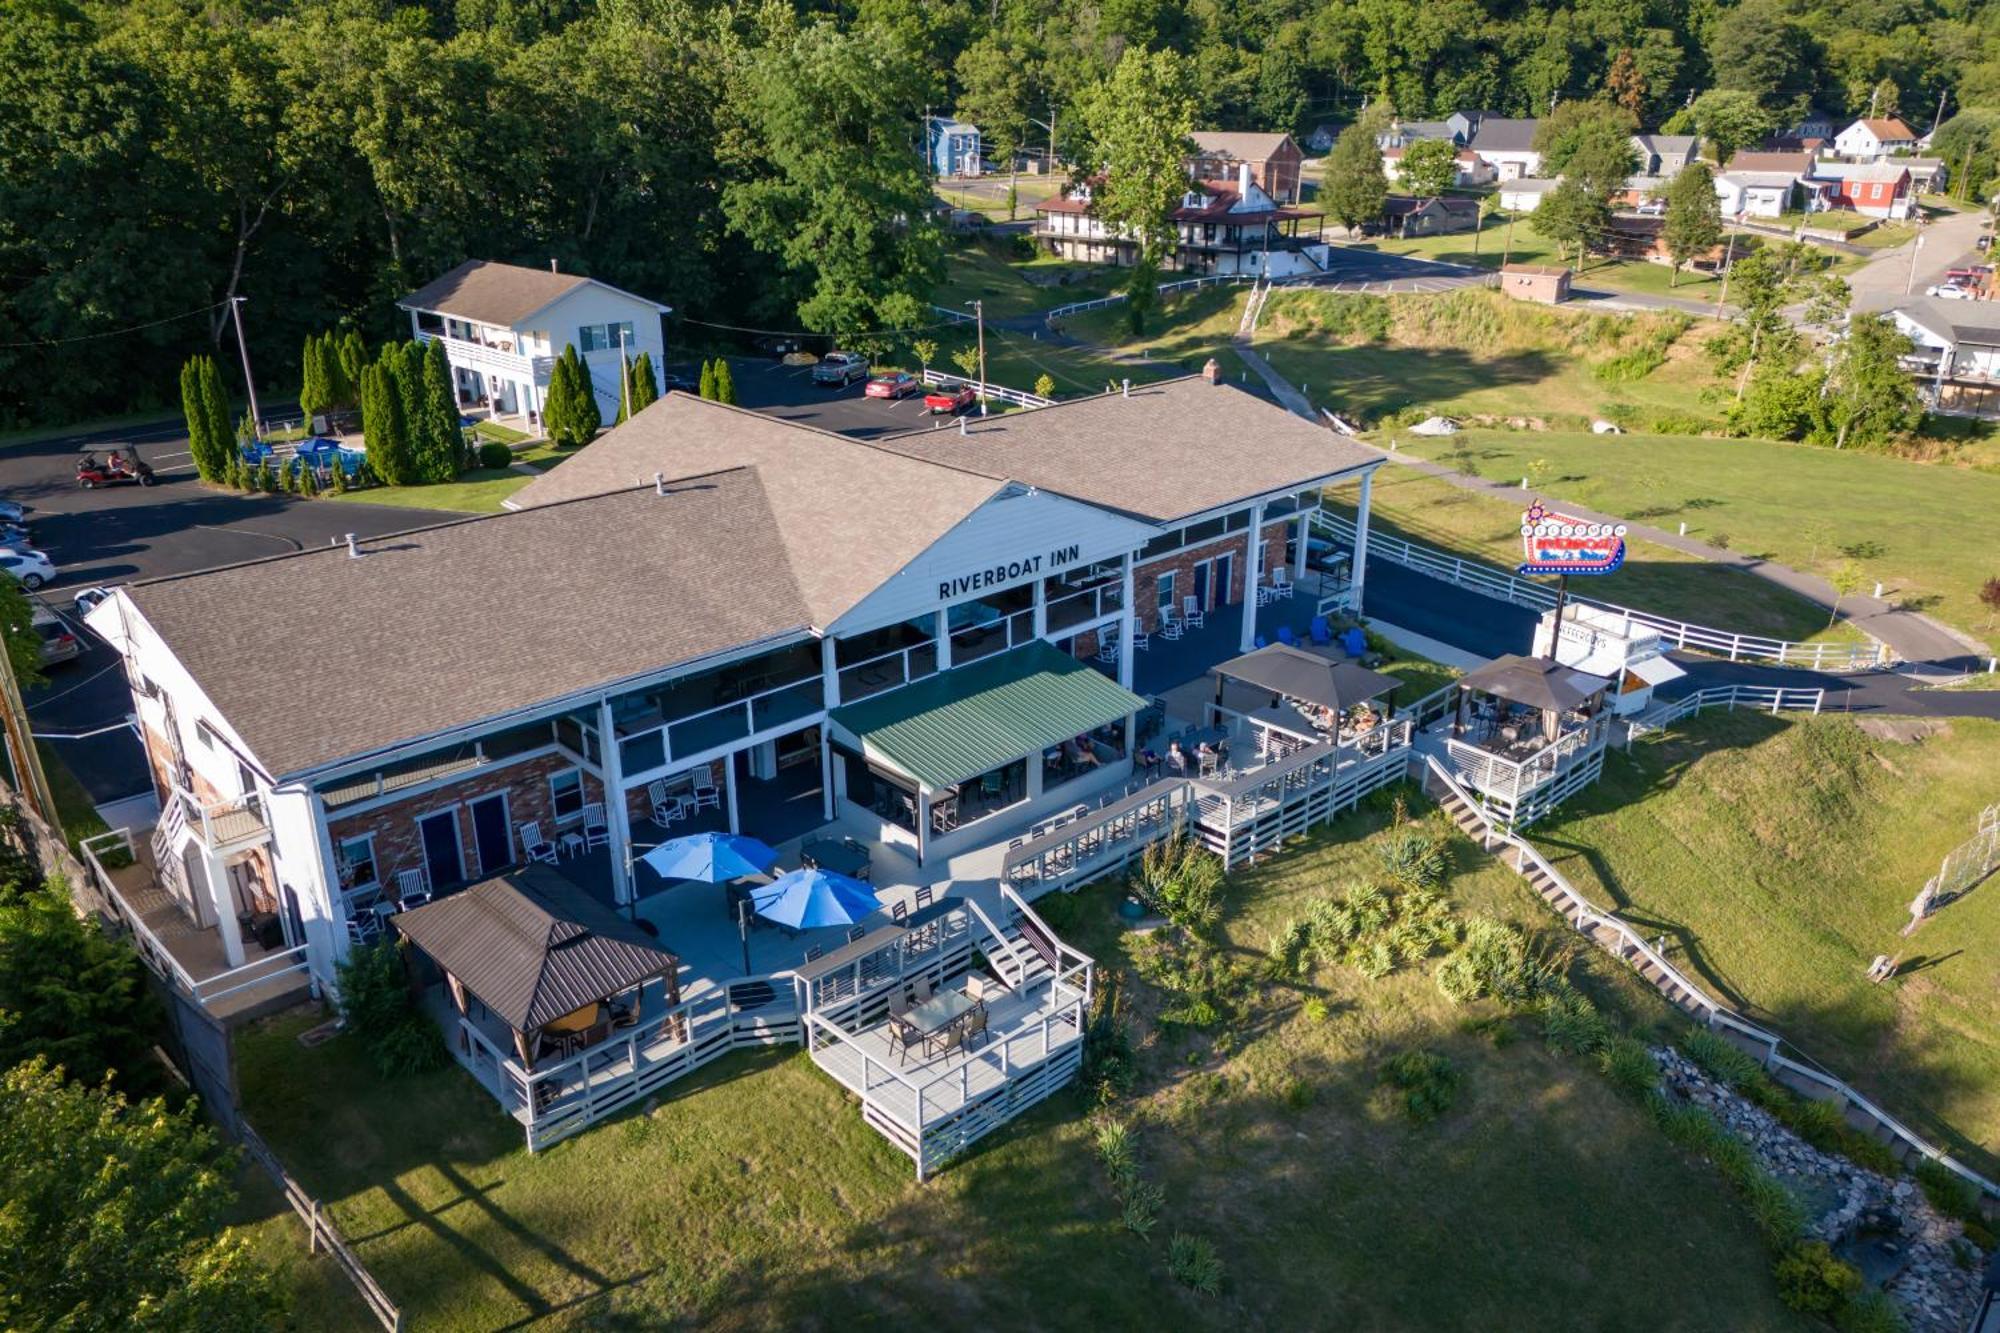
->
xmin=1929 ymin=87 xmax=1948 ymax=140
xmin=0 ymin=638 xmax=58 ymax=837
xmin=228 ymin=296 xmax=263 ymax=438
xmin=1868 ymin=85 xmax=1880 ymax=119
xmin=1501 ymin=214 xmax=1515 ymax=267
xmin=1715 ymin=224 xmax=1739 ymax=316
xmin=969 ymin=299 xmax=988 ymax=416
xmin=1905 ymin=214 xmax=1926 ymax=294
xmin=618 ymin=326 xmax=631 ymax=420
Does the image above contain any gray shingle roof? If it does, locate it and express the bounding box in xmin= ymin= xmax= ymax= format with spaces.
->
xmin=394 ymin=866 xmax=679 ymax=1033
xmin=397 ymin=259 xmax=668 ymax=327
xmin=873 ymin=377 xmax=1379 ymax=522
xmin=123 ymin=471 xmax=813 ymax=777
xmin=1190 ymin=131 xmax=1295 ymax=162
xmin=1898 ymin=297 xmax=2000 ymax=348
xmin=1469 ymin=118 xmax=1540 ymax=152
xmin=507 ymin=394 xmax=1006 ymax=627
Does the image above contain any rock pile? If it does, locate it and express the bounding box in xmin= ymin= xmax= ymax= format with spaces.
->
xmin=1653 ymin=1046 xmax=1985 ymax=1333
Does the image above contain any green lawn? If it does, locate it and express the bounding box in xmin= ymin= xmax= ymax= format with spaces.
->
xmin=327 ymin=443 xmax=566 ymax=515
xmin=1253 ymin=285 xmax=1726 ymax=435
xmin=977 ymin=324 xmax=1177 ymax=399
xmin=935 ymin=175 xmax=1065 ymax=223
xmin=36 ymin=742 xmax=109 ymax=853
xmin=1326 ymin=466 xmax=1861 ymax=645
xmin=934 ymin=246 xmax=1122 ymax=321
xmin=1394 ymin=430 xmax=2000 ymax=643
xmin=233 ymin=803 xmax=1807 ymax=1330
xmin=1350 ymin=220 xmax=1728 ymax=300
xmin=1532 ymin=712 xmax=2000 ymax=1177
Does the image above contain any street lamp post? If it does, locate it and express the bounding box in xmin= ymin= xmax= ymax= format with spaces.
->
xmin=967 ymin=298 xmax=987 ymax=415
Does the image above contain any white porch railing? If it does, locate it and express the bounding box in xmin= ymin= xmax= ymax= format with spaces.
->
xmin=1044 ymin=580 xmax=1124 ymax=633
xmin=1312 ymin=511 xmax=1892 ymax=671
xmin=1425 ymin=754 xmax=2000 ymax=1202
xmin=414 ymin=330 xmax=545 ymax=382
xmin=617 ymin=671 xmax=823 ymax=774
xmin=1624 ymin=684 xmax=1826 ymax=741
xmin=916 ymin=368 xmax=1054 ymax=409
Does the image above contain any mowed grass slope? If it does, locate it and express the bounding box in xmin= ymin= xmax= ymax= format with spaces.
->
xmin=1534 ymin=713 xmax=2000 ymax=1176
xmin=234 ymin=804 xmax=1807 ymax=1331
xmin=1398 ymin=430 xmax=2000 ymax=643
xmin=1325 ymin=466 xmax=1861 ymax=644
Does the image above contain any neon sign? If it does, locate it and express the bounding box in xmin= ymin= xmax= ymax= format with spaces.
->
xmin=1518 ymin=501 xmax=1626 ymax=576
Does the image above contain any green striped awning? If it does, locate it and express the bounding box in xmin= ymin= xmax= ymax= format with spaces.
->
xmin=830 ymin=641 xmax=1146 ymax=791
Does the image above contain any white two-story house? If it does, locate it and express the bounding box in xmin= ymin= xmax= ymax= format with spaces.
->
xmin=398 ymin=260 xmax=671 ymax=428
xmin=1035 ymin=165 xmax=1331 ymax=276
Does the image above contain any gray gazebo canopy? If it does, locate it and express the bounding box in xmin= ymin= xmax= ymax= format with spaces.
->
xmin=1457 ymin=654 xmax=1611 ymax=714
xmin=395 ymin=866 xmax=680 ymax=1039
xmin=1211 ymin=644 xmax=1403 ymax=713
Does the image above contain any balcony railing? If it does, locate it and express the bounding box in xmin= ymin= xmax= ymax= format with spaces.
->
xmin=1044 ymin=581 xmax=1123 ymax=633
xmin=617 ymin=674 xmax=824 ymax=776
xmin=837 ymin=641 xmax=939 ymax=704
xmin=414 ymin=330 xmax=554 ymax=382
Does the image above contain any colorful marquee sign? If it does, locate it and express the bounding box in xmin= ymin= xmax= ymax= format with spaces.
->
xmin=1518 ymin=500 xmax=1626 ymax=576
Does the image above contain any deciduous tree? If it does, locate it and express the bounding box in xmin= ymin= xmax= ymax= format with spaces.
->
xmin=1323 ymin=123 xmax=1388 ymax=235
xmin=1531 ymin=179 xmax=1610 ymax=268
xmin=1399 ymin=138 xmax=1458 ymax=198
xmin=1663 ymin=163 xmax=1723 ymax=286
xmin=1076 ymin=48 xmax=1197 ymax=329
xmin=1819 ymin=314 xmax=1922 ymax=450
xmin=1683 ymin=90 xmax=1777 ymax=167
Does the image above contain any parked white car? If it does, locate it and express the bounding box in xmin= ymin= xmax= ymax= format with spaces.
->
xmin=71 ymin=586 xmax=112 ymax=617
xmin=1927 ymin=283 xmax=1974 ymax=300
xmin=0 ymin=548 xmax=56 ymax=590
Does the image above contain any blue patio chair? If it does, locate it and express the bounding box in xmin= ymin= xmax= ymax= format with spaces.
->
xmin=1339 ymin=626 xmax=1367 ymax=657
xmin=1254 ymin=633 xmax=1268 ymax=649
xmin=1277 ymin=625 xmax=1300 ymax=647
xmin=1309 ymin=615 xmax=1332 ymax=645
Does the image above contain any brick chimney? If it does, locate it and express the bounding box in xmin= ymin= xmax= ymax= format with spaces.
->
xmin=1202 ymin=357 xmax=1222 ymax=385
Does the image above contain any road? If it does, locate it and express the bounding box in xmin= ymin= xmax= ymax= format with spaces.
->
xmin=1848 ymin=206 xmax=1989 ymax=313
xmin=0 ymin=419 xmax=462 ymax=809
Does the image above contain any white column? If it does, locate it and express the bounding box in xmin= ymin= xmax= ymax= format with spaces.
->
xmin=820 ymin=732 xmax=836 ymax=822
xmin=1240 ymin=501 xmax=1265 ymax=652
xmin=1351 ymin=471 xmax=1375 ymax=612
xmin=1032 ymin=577 xmax=1048 ymax=641
xmin=1117 ymin=553 xmax=1136 ymax=690
xmin=724 ymin=758 xmax=740 ymax=835
xmin=204 ymin=847 xmax=246 ymax=968
xmin=1293 ymin=515 xmax=1310 ymax=580
xmin=916 ymin=791 xmax=931 ymax=867
xmin=934 ymin=609 xmax=952 ymax=670
xmin=819 ymin=636 xmax=839 ymax=709
xmin=598 ymin=699 xmax=634 ymax=907
xmin=818 ymin=636 xmax=839 ymax=824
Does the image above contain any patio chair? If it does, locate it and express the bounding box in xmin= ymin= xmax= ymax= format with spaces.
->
xmin=581 ymin=802 xmax=610 ymax=851
xmin=394 ymin=867 xmax=431 ymax=908
xmin=891 ymin=899 xmax=908 ymax=924
xmin=803 ymin=944 xmax=824 ymax=964
xmin=1181 ymin=596 xmax=1205 ymax=628
xmin=887 ymin=1014 xmax=917 ymax=1066
xmin=913 ymin=885 xmax=934 ymax=909
xmin=1276 ymin=625 xmax=1300 ymax=647
xmin=1096 ymin=632 xmax=1118 ymax=664
xmin=345 ymin=915 xmax=380 ymax=946
xmin=690 ymin=780 xmax=721 ymax=811
xmin=1156 ymin=615 xmax=1184 ymax=641
xmin=1254 ymin=632 xmax=1269 ymax=649
xmin=1309 ymin=615 xmax=1332 ymax=646
xmin=647 ymin=780 xmax=687 ymax=828
xmin=1271 ymin=565 xmax=1294 ymax=598
xmin=847 ymin=925 xmax=867 ymax=943
xmin=962 ymin=1004 xmax=991 ymax=1051
xmin=1130 ymin=628 xmax=1149 ymax=653
xmin=518 ymin=821 xmax=559 ymax=865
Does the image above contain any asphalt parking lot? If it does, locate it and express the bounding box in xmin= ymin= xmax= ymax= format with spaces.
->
xmin=719 ymin=357 xmax=952 ymax=439
xmin=0 ymin=417 xmax=462 ymax=809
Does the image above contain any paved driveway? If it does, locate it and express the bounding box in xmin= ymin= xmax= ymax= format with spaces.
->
xmin=1849 ymin=207 xmax=1989 ymax=313
xmin=721 ymin=359 xmax=953 ymax=439
xmin=0 ymin=420 xmax=463 ymax=808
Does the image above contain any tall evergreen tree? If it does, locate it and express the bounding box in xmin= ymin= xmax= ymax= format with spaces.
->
xmin=698 ymin=358 xmax=717 ymax=401
xmin=321 ymin=333 xmax=353 ymax=414
xmin=712 ymin=358 xmax=737 ymax=406
xmin=298 ymin=335 xmax=329 ymax=421
xmin=178 ymin=358 xmax=212 ymax=481
xmin=388 ymin=342 xmax=431 ymax=471
xmin=361 ymin=363 xmax=412 ymax=484
xmin=571 ymin=346 xmax=601 ymax=437
xmin=1323 ymin=124 xmax=1389 ymax=235
xmin=418 ymin=337 xmax=462 ymax=480
xmin=194 ymin=357 xmax=234 ymax=480
xmin=628 ymin=352 xmax=659 ymax=413
xmin=543 ymin=344 xmax=600 ymax=448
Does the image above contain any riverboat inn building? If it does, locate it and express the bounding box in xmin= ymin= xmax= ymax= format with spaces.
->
xmin=83 ymin=373 xmax=1386 ymax=1171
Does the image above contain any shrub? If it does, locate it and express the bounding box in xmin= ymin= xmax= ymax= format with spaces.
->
xmin=1167 ymin=1233 xmax=1224 ymax=1295
xmin=1834 ymin=1291 xmax=1906 ymax=1333
xmin=1375 ymin=826 xmax=1447 ymax=891
xmin=1435 ymin=917 xmax=1552 ymax=1005
xmin=1839 ymin=1132 xmax=1902 ymax=1177
xmin=1597 ymin=1036 xmax=1661 ymax=1099
xmin=1266 ymin=919 xmax=1310 ymax=979
xmin=1353 ymin=939 xmax=1395 ymax=981
xmin=1132 ymin=833 xmax=1226 ymax=934
xmin=476 ymin=440 xmax=513 ymax=468
xmin=1279 ymin=1074 xmax=1316 ymax=1110
xmin=1082 ymin=1003 xmax=1137 ymax=1105
xmin=1095 ymin=1118 xmax=1133 ymax=1177
xmin=1962 ymin=1217 xmax=1996 ymax=1251
xmin=1785 ymin=1096 xmax=1848 ymax=1151
xmin=1773 ymin=1241 xmax=1863 ymax=1316
xmin=1121 ymin=1180 xmax=1164 ymax=1237
xmin=1650 ymin=1093 xmax=1729 ymax=1154
xmin=1744 ymin=1171 xmax=1807 ymax=1247
xmin=1593 ymin=347 xmax=1668 ymax=383
xmin=1301 ymin=997 xmax=1330 ymax=1024
xmin=1537 ymin=986 xmax=1609 ymax=1056
xmin=335 ymin=939 xmax=446 ymax=1076
xmin=1379 ymin=1049 xmax=1460 ymax=1123
xmin=1916 ymin=1159 xmax=1982 ymax=1222
xmin=1680 ymin=1029 xmax=1767 ymax=1088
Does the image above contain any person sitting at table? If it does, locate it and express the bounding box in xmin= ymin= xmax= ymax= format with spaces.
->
xmin=1352 ymin=704 xmax=1378 ymax=734
xmin=1139 ymin=747 xmax=1160 ymax=775
xmin=1196 ymin=740 xmax=1217 ymax=773
xmin=1309 ymin=704 xmax=1337 ymax=733
xmin=1065 ymin=738 xmax=1100 ymax=769
xmin=1166 ymin=740 xmax=1188 ymax=773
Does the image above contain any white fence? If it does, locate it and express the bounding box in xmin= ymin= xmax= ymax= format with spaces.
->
xmin=1624 ymin=684 xmax=1828 ymax=741
xmin=1044 ymin=273 xmax=1259 ymax=324
xmin=1313 ymin=512 xmax=1890 ymax=671
xmin=1425 ymin=754 xmax=2000 ymax=1202
xmin=917 ymin=368 xmax=1054 ymax=409
xmin=1921 ymin=803 xmax=2000 ymax=908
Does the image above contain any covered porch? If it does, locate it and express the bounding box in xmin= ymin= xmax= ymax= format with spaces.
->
xmin=1416 ymin=653 xmax=1614 ymax=830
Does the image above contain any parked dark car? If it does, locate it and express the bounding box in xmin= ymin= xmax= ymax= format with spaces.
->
xmin=754 ymin=335 xmax=804 ymax=359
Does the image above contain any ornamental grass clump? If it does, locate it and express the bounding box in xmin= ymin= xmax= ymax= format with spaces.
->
xmin=1132 ymin=833 xmax=1226 ymax=934
xmin=1167 ymin=1232 xmax=1225 ymax=1295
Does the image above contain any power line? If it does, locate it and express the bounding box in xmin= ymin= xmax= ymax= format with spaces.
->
xmin=677 ymin=313 xmax=977 ymax=340
xmin=0 ymin=300 xmax=231 ymax=349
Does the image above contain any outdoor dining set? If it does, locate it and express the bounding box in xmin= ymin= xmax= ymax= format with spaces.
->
xmin=885 ymin=972 xmax=1003 ymax=1063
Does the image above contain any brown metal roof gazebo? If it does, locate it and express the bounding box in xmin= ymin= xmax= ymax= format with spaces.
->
xmin=1454 ymin=654 xmax=1611 ymax=742
xmin=395 ymin=866 xmax=681 ymax=1068
xmin=1210 ymin=643 xmax=1403 ymax=715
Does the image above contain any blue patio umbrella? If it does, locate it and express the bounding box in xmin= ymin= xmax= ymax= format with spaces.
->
xmin=639 ymin=832 xmax=780 ymax=883
xmin=749 ymin=868 xmax=882 ymax=931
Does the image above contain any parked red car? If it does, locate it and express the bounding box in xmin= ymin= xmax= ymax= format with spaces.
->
xmin=864 ymin=372 xmax=920 ymax=400
xmin=923 ymin=384 xmax=976 ymax=414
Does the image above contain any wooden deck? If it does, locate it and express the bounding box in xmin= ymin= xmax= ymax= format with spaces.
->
xmin=808 ymin=975 xmax=1086 ymax=1133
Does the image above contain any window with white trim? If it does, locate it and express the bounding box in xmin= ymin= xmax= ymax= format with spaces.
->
xmin=549 ymin=768 xmax=585 ymax=821
xmin=577 ymin=321 xmax=634 ymax=354
xmin=336 ymin=836 xmax=379 ymax=893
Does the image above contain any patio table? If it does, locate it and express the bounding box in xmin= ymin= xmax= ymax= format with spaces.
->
xmin=905 ymin=987 xmax=979 ymax=1057
xmin=800 ymin=837 xmax=870 ymax=881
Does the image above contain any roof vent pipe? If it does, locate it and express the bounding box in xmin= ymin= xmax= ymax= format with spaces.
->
xmin=1121 ymin=378 xmax=1130 ymax=398
xmin=958 ymin=414 xmax=967 ymax=436
xmin=549 ymin=258 xmax=558 ymax=273
xmin=344 ymin=533 xmax=362 ymax=559
xmin=654 ymin=471 xmax=666 ymax=494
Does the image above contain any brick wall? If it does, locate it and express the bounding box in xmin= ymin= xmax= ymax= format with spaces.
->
xmin=1133 ymin=520 xmax=1294 ymax=631
xmin=326 ymin=751 xmax=602 ymax=893
xmin=139 ymin=722 xmax=176 ymax=802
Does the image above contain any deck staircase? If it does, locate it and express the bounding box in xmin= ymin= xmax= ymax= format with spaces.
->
xmin=150 ymin=793 xmax=190 ymax=910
